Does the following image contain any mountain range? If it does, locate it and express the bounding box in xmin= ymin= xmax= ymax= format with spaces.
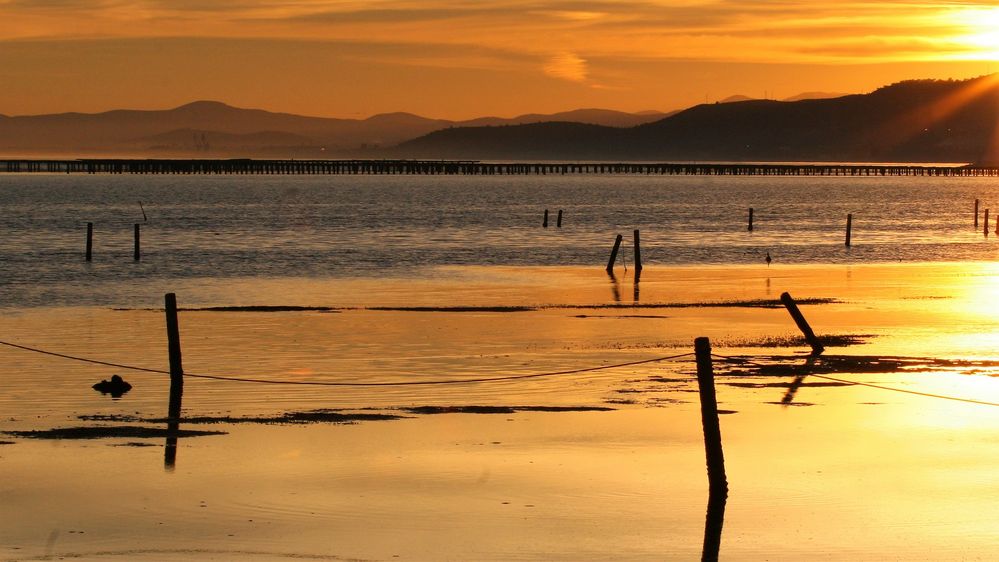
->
xmin=393 ymin=76 xmax=999 ymax=164
xmin=0 ymin=79 xmax=995 ymax=163
xmin=0 ymin=102 xmax=672 ymax=158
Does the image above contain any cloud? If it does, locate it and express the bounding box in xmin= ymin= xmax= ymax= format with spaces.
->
xmin=544 ymin=51 xmax=589 ymax=81
xmin=1 ymin=0 xmax=997 ymax=66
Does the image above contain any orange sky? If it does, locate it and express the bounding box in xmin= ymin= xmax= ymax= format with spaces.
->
xmin=1 ymin=1 xmax=997 ymax=119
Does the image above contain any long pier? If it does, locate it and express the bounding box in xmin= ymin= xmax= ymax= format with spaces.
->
xmin=2 ymin=159 xmax=997 ymax=176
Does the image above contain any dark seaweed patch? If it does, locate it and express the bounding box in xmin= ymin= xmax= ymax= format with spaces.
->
xmin=404 ymin=405 xmax=614 ymax=415
xmin=4 ymin=426 xmax=226 ymax=440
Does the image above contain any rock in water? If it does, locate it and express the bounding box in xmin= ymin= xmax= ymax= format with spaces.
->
xmin=92 ymin=374 xmax=132 ymax=398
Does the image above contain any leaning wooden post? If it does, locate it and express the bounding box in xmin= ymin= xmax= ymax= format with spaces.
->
xmin=606 ymin=234 xmax=623 ymax=273
xmin=633 ymin=229 xmax=643 ymax=272
xmin=975 ymin=199 xmax=980 ymax=228
xmin=85 ymin=222 xmax=93 ymax=261
xmin=556 ymin=209 xmax=563 ymax=228
xmin=780 ymin=291 xmax=825 ymax=355
xmin=845 ymin=214 xmax=852 ymax=247
xmin=133 ymin=224 xmax=141 ymax=261
xmin=747 ymin=208 xmax=754 ymax=231
xmin=543 ymin=209 xmax=549 ymax=228
xmin=694 ymin=337 xmax=728 ymax=495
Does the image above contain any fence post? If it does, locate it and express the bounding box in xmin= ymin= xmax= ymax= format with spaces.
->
xmin=164 ymin=293 xmax=184 ymax=469
xmin=134 ymin=224 xmax=141 ymax=261
xmin=694 ymin=337 xmax=728 ymax=496
xmin=606 ymin=234 xmax=623 ymax=273
xmin=780 ymin=292 xmax=825 ymax=355
xmin=85 ymin=222 xmax=93 ymax=261
xmin=633 ymin=229 xmax=643 ymax=272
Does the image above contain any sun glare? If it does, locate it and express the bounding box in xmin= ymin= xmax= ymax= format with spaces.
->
xmin=950 ymin=7 xmax=999 ymax=60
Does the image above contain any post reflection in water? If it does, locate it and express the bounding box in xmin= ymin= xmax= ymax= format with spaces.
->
xmin=607 ymin=271 xmax=621 ymax=302
xmin=633 ymin=269 xmax=641 ymax=302
xmin=164 ymin=420 xmax=179 ymax=471
xmin=701 ymin=490 xmax=728 ymax=562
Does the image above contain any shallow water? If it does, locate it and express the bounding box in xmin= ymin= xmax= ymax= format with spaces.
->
xmin=2 ymin=175 xmax=999 ymax=560
xmin=2 ymin=173 xmax=999 ymax=308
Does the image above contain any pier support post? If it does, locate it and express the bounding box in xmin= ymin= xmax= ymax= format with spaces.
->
xmin=748 ymin=208 xmax=754 ymax=232
xmin=845 ymin=214 xmax=852 ymax=247
xmin=975 ymin=199 xmax=980 ymax=228
xmin=606 ymin=234 xmax=623 ymax=273
xmin=633 ymin=229 xmax=643 ymax=272
xmin=164 ymin=293 xmax=184 ymax=469
xmin=85 ymin=222 xmax=93 ymax=261
xmin=543 ymin=209 xmax=549 ymax=228
xmin=986 ymin=210 xmax=991 ymax=236
xmin=134 ymin=224 xmax=140 ymax=261
xmin=557 ymin=209 xmax=563 ymax=228
xmin=694 ymin=337 xmax=728 ymax=495
xmin=780 ymin=292 xmax=825 ymax=355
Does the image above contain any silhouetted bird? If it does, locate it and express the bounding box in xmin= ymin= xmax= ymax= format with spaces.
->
xmin=93 ymin=374 xmax=132 ymax=398
xmin=765 ymin=252 xmax=772 ymax=266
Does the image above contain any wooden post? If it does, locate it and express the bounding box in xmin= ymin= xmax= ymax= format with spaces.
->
xmin=986 ymin=209 xmax=990 ymax=236
xmin=748 ymin=208 xmax=754 ymax=231
xmin=165 ymin=293 xmax=184 ymax=418
xmin=133 ymin=224 xmax=140 ymax=261
xmin=164 ymin=293 xmax=184 ymax=469
xmin=975 ymin=199 xmax=980 ymax=228
xmin=557 ymin=209 xmax=563 ymax=228
xmin=85 ymin=222 xmax=93 ymax=261
xmin=543 ymin=209 xmax=549 ymax=228
xmin=633 ymin=229 xmax=643 ymax=272
xmin=845 ymin=214 xmax=852 ymax=247
xmin=694 ymin=337 xmax=728 ymax=495
xmin=606 ymin=234 xmax=623 ymax=273
xmin=780 ymin=292 xmax=825 ymax=355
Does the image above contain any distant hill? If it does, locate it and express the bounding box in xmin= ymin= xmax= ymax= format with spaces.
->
xmin=393 ymin=75 xmax=999 ymax=164
xmin=0 ymin=101 xmax=668 ymax=157
xmin=784 ymin=91 xmax=848 ymax=102
xmin=719 ymin=95 xmax=755 ymax=103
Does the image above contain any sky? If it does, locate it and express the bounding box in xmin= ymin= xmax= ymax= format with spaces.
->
xmin=1 ymin=1 xmax=998 ymax=119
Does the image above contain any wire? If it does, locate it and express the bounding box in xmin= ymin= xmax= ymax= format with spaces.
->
xmin=710 ymin=352 xmax=999 ymax=408
xmin=0 ymin=338 xmax=693 ymax=387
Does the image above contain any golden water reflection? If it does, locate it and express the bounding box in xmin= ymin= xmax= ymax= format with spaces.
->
xmin=2 ymin=263 xmax=999 ymax=559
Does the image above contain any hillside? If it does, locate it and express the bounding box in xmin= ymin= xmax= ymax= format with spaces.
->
xmin=393 ymin=75 xmax=999 ymax=164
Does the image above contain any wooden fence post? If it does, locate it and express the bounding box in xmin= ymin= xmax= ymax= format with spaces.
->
xmin=694 ymin=337 xmax=728 ymax=496
xmin=164 ymin=292 xmax=184 ymax=469
xmin=606 ymin=234 xmax=623 ymax=273
xmin=780 ymin=292 xmax=825 ymax=355
xmin=134 ymin=224 xmax=141 ymax=261
xmin=633 ymin=229 xmax=643 ymax=272
xmin=85 ymin=222 xmax=93 ymax=261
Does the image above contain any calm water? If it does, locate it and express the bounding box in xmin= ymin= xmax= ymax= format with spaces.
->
xmin=2 ymin=173 xmax=999 ymax=308
xmin=3 ymin=173 xmax=999 ymax=560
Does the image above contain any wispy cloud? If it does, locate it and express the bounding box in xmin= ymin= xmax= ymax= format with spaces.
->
xmin=1 ymin=1 xmax=997 ymax=69
xmin=544 ymin=51 xmax=588 ymax=81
